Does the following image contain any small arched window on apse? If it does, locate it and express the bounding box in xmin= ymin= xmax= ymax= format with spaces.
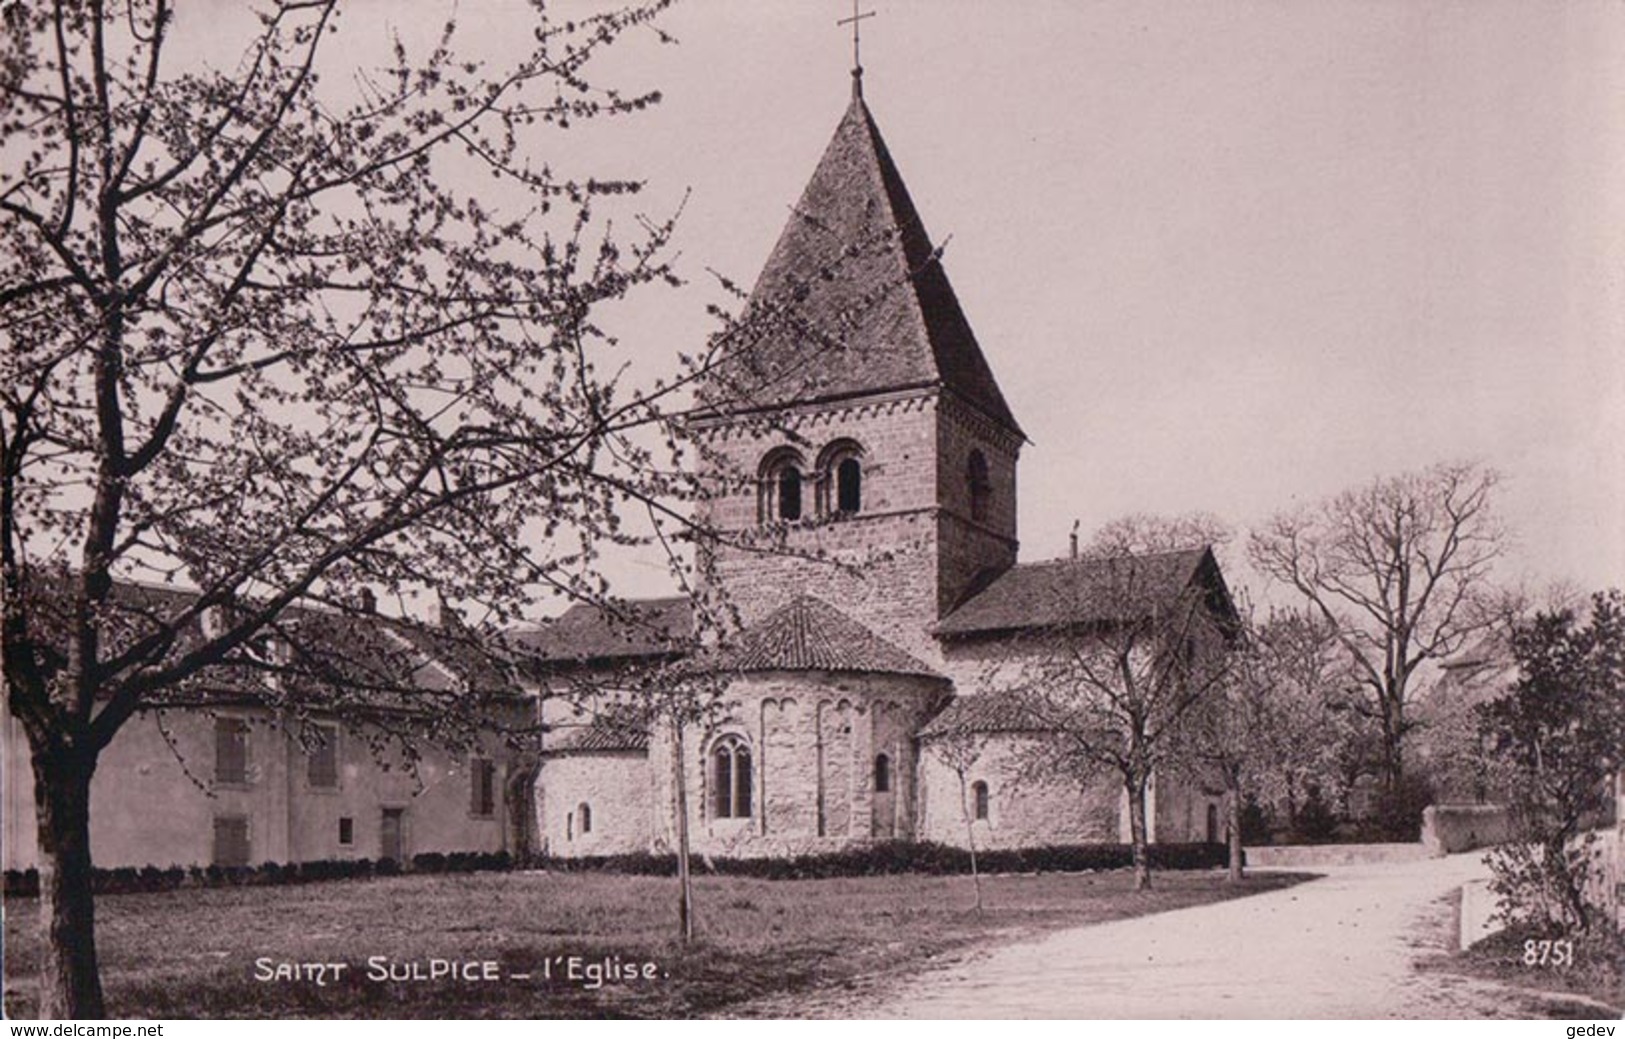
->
xmin=579 ymin=803 xmax=593 ymax=835
xmin=967 ymin=449 xmax=991 ymax=523
xmin=816 ymin=439 xmax=864 ymax=517
xmin=710 ymin=734 xmax=753 ymax=819
xmin=971 ymin=780 xmax=990 ymax=821
xmin=758 ymin=448 xmax=806 ymax=524
xmin=873 ymin=753 xmax=891 ymax=793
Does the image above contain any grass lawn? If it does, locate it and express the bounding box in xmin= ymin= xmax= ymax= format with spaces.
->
xmin=3 ymin=867 xmax=1308 ymax=1018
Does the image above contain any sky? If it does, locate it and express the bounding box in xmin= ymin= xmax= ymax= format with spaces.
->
xmin=186 ymin=0 xmax=1625 ymax=610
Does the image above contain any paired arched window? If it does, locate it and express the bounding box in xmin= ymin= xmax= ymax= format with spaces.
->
xmin=579 ymin=803 xmax=593 ymax=835
xmin=873 ymin=753 xmax=891 ymax=793
xmin=760 ymin=440 xmax=865 ymax=524
xmin=759 ymin=449 xmax=806 ymax=524
xmin=710 ymin=735 xmax=753 ymax=819
xmin=971 ymin=780 xmax=990 ymax=821
xmin=968 ymin=449 xmax=991 ymax=522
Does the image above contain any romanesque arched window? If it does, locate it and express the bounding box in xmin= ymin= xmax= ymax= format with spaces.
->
xmin=972 ymin=780 xmax=990 ymax=821
xmin=816 ymin=439 xmax=864 ymax=517
xmin=968 ymin=449 xmax=991 ymax=522
xmin=759 ymin=449 xmax=806 ymax=524
xmin=873 ymin=753 xmax=891 ymax=793
xmin=837 ymin=457 xmax=862 ymax=514
xmin=710 ymin=735 xmax=753 ymax=819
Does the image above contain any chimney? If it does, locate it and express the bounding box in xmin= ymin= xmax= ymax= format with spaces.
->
xmin=358 ymin=587 xmax=376 ymax=614
xmin=1069 ymin=519 xmax=1080 ymax=561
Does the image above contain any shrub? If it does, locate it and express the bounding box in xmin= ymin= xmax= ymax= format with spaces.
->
xmin=1370 ymin=774 xmax=1435 ymax=843
xmin=540 ymin=841 xmax=1227 ymax=879
xmin=1290 ymin=786 xmax=1339 ymax=843
xmin=1239 ymin=794 xmax=1272 ymax=845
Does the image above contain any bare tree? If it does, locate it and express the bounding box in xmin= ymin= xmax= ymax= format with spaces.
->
xmin=0 ymin=0 xmax=730 ymax=1017
xmin=924 ymin=727 xmax=989 ymax=915
xmin=1004 ymin=532 xmax=1239 ymax=891
xmin=1248 ymin=462 xmax=1505 ymax=830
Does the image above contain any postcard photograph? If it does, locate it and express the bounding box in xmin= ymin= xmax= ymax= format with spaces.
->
xmin=1 ymin=0 xmax=1622 ymax=1023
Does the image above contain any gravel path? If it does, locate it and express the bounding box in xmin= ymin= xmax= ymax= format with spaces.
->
xmin=852 ymin=854 xmax=1501 ymax=1018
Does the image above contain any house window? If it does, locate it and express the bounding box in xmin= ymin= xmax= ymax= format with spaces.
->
xmin=873 ymin=753 xmax=891 ymax=793
xmin=213 ymin=816 xmax=251 ymax=867
xmin=215 ymin=717 xmax=250 ymax=785
xmin=307 ymin=724 xmax=338 ymax=789
xmin=759 ymin=449 xmax=806 ymax=523
xmin=972 ymin=780 xmax=990 ymax=821
xmin=470 ymin=757 xmax=496 ymax=818
xmin=710 ymin=735 xmax=753 ymax=819
xmin=968 ymin=450 xmax=991 ymax=523
xmin=578 ymin=803 xmax=593 ymax=834
xmin=338 ymin=817 xmax=354 ymax=846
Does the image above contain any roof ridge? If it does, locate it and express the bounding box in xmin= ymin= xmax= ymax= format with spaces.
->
xmin=1017 ymin=544 xmax=1212 ymax=569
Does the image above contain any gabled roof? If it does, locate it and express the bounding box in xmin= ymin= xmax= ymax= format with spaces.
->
xmin=935 ymin=546 xmax=1231 ymax=639
xmin=722 ymin=595 xmax=943 ymax=679
xmin=510 ymin=596 xmax=694 ymax=667
xmin=27 ymin=577 xmax=523 ymax=709
xmin=545 ymin=712 xmax=651 ymax=755
xmin=919 ymin=690 xmax=1048 ymax=738
xmin=704 ymin=94 xmax=1021 ymax=436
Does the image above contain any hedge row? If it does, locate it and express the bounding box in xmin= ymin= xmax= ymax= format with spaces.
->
xmin=4 ymin=841 xmax=1229 ymax=897
xmin=3 ymin=850 xmax=512 ymax=898
xmin=541 ymin=840 xmax=1229 ymax=879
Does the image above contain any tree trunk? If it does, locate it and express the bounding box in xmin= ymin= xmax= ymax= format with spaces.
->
xmin=671 ymin=719 xmax=694 ymax=945
xmin=33 ymin=746 xmax=107 ymax=1019
xmin=1226 ymin=780 xmax=1244 ymax=883
xmin=1127 ymin=778 xmax=1151 ymax=891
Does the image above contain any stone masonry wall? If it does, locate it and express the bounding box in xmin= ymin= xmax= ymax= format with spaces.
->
xmin=935 ymin=394 xmax=1021 ymax=615
xmin=637 ymin=670 xmax=945 ymax=858
xmin=537 ymin=751 xmax=654 ymax=857
xmin=918 ymin=734 xmax=1121 ymax=850
xmin=697 ymin=393 xmax=947 ymax=668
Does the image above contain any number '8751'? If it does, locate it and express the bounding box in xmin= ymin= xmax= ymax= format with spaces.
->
xmin=1523 ymin=939 xmax=1574 ymax=967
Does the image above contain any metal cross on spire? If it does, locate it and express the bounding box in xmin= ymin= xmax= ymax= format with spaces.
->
xmin=837 ymin=0 xmax=876 ymax=98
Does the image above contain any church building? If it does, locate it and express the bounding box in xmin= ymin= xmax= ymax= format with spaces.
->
xmin=524 ymin=69 xmax=1237 ymax=859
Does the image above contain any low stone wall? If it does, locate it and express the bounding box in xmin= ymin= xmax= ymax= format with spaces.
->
xmin=1460 ymin=878 xmax=1505 ymax=949
xmin=1243 ymin=842 xmax=1430 ymax=867
xmin=1422 ymin=804 xmax=1511 ymax=857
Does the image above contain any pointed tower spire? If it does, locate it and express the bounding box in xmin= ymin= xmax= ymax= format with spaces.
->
xmin=837 ymin=1 xmax=874 ymax=99
xmin=715 ymin=88 xmax=1023 ymax=437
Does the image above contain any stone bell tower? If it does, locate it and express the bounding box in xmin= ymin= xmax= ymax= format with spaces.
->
xmin=690 ymin=75 xmax=1024 ymax=668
